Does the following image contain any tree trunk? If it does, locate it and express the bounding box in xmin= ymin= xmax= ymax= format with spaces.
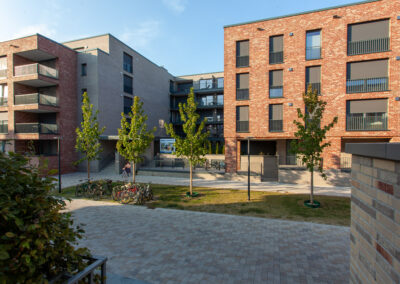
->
xmin=87 ymin=160 xmax=90 ymax=181
xmin=189 ymin=162 xmax=193 ymax=196
xmin=310 ymin=169 xmax=314 ymax=205
xmin=132 ymin=162 xmax=136 ymax=184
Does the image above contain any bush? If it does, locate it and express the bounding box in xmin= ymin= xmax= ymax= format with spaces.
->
xmin=0 ymin=152 xmax=91 ymax=283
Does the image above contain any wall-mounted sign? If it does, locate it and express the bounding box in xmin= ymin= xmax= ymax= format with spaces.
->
xmin=160 ymin=138 xmax=175 ymax=154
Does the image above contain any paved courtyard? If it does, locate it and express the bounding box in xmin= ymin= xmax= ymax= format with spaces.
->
xmin=67 ymin=199 xmax=350 ymax=284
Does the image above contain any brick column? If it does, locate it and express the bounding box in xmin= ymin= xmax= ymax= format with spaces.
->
xmin=225 ymin=137 xmax=237 ymax=173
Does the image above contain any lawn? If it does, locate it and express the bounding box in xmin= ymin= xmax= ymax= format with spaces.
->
xmin=54 ymin=183 xmax=350 ymax=226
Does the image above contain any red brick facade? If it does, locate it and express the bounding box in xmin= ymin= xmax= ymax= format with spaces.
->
xmin=224 ymin=0 xmax=400 ymax=172
xmin=0 ymin=34 xmax=77 ymax=173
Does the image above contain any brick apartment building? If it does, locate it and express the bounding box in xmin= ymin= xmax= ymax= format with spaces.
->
xmin=223 ymin=0 xmax=400 ymax=173
xmin=170 ymin=72 xmax=224 ymax=151
xmin=0 ymin=34 xmax=77 ymax=173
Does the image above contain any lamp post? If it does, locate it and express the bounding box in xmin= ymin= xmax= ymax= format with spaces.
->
xmin=247 ymin=136 xmax=253 ymax=201
xmin=55 ymin=136 xmax=61 ymax=193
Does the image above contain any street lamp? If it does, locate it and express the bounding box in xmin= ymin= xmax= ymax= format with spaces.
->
xmin=247 ymin=136 xmax=253 ymax=201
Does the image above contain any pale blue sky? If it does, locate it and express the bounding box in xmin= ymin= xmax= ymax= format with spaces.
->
xmin=1 ymin=0 xmax=361 ymax=75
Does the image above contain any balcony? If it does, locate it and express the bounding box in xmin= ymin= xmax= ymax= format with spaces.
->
xmin=236 ymin=89 xmax=249 ymax=100
xmin=346 ymin=77 xmax=388 ymax=93
xmin=269 ymin=120 xmax=283 ymax=132
xmin=236 ymin=121 xmax=249 ymax=132
xmin=196 ymin=100 xmax=223 ymax=109
xmin=269 ymin=51 xmax=283 ymax=64
xmin=0 ymin=121 xmax=7 ymax=133
xmin=15 ymin=123 xmax=58 ymax=134
xmin=305 ymin=82 xmax=321 ymax=95
xmin=306 ymin=46 xmax=321 ymax=60
xmin=347 ymin=38 xmax=389 ymax=56
xmin=0 ymin=69 xmax=6 ymax=79
xmin=14 ymin=93 xmax=58 ymax=106
xmin=192 ymin=80 xmax=224 ymax=92
xmin=0 ymin=97 xmax=7 ymax=107
xmin=269 ymin=86 xmax=283 ymax=98
xmin=15 ymin=63 xmax=58 ymax=79
xmin=346 ymin=113 xmax=387 ymax=131
xmin=236 ymin=56 xmax=249 ymax=68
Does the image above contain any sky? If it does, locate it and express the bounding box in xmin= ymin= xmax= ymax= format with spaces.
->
xmin=0 ymin=0 xmax=362 ymax=76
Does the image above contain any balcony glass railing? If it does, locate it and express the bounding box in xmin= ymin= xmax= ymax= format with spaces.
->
xmin=14 ymin=93 xmax=58 ymax=106
xmin=193 ymin=79 xmax=224 ymax=91
xmin=347 ymin=38 xmax=389 ymax=56
xmin=236 ymin=56 xmax=249 ymax=68
xmin=14 ymin=63 xmax=58 ymax=79
xmin=306 ymin=46 xmax=321 ymax=60
xmin=269 ymin=51 xmax=283 ymax=64
xmin=236 ymin=89 xmax=249 ymax=100
xmin=269 ymin=120 xmax=283 ymax=132
xmin=269 ymin=86 xmax=283 ymax=98
xmin=0 ymin=121 xmax=7 ymax=133
xmin=0 ymin=97 xmax=7 ymax=106
xmin=346 ymin=113 xmax=387 ymax=131
xmin=15 ymin=123 xmax=58 ymax=134
xmin=236 ymin=121 xmax=249 ymax=132
xmin=305 ymin=82 xmax=321 ymax=95
xmin=0 ymin=69 xmax=7 ymax=78
xmin=346 ymin=77 xmax=388 ymax=93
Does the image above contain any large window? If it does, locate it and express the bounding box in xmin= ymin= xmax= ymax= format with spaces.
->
xmin=269 ymin=70 xmax=283 ymax=98
xmin=0 ymin=84 xmax=7 ymax=106
xmin=306 ymin=30 xmax=321 ymax=60
xmin=236 ymin=40 xmax=249 ymax=67
xmin=123 ymin=96 xmax=133 ymax=115
xmin=236 ymin=73 xmax=249 ymax=100
xmin=346 ymin=59 xmax=388 ymax=93
xmin=123 ymin=52 xmax=133 ymax=73
xmin=81 ymin=63 xmax=87 ymax=76
xmin=236 ymin=106 xmax=249 ymax=132
xmin=348 ymin=19 xmax=389 ymax=55
xmin=123 ymin=75 xmax=133 ymax=94
xmin=269 ymin=35 xmax=284 ymax=64
xmin=199 ymin=79 xmax=213 ymax=89
xmin=305 ymin=66 xmax=321 ymax=94
xmin=217 ymin=77 xmax=224 ymax=88
xmin=346 ymin=99 xmax=387 ymax=131
xmin=217 ymin=94 xmax=223 ymax=106
xmin=269 ymin=104 xmax=283 ymax=132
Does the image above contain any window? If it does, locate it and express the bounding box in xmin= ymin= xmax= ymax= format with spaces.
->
xmin=236 ymin=73 xmax=249 ymax=100
xmin=217 ymin=77 xmax=224 ymax=88
xmin=0 ymin=112 xmax=8 ymax=133
xmin=236 ymin=40 xmax=249 ymax=67
xmin=269 ymin=70 xmax=283 ymax=98
xmin=123 ymin=52 xmax=133 ymax=73
xmin=346 ymin=99 xmax=387 ymax=131
xmin=123 ymin=75 xmax=133 ymax=94
xmin=269 ymin=35 xmax=284 ymax=64
xmin=0 ymin=56 xmax=6 ymax=78
xmin=123 ymin=96 xmax=133 ymax=115
xmin=0 ymin=84 xmax=7 ymax=106
xmin=236 ymin=106 xmax=249 ymax=132
xmin=217 ymin=95 xmax=223 ymax=106
xmin=306 ymin=30 xmax=321 ymax=60
xmin=269 ymin=104 xmax=283 ymax=132
xmin=305 ymin=66 xmax=321 ymax=94
xmin=199 ymin=79 xmax=213 ymax=89
xmin=348 ymin=19 xmax=389 ymax=55
xmin=81 ymin=63 xmax=87 ymax=76
xmin=346 ymin=59 xmax=388 ymax=93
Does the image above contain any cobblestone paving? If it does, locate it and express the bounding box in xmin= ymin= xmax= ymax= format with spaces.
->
xmin=67 ymin=199 xmax=350 ymax=284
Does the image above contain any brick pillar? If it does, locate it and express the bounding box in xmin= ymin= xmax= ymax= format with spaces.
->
xmin=323 ymin=136 xmax=341 ymax=169
xmin=225 ymin=137 xmax=237 ymax=173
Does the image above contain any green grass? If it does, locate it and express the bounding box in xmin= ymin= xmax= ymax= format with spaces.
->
xmin=54 ymin=183 xmax=350 ymax=226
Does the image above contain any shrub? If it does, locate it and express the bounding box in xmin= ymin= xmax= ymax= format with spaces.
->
xmin=0 ymin=152 xmax=91 ymax=283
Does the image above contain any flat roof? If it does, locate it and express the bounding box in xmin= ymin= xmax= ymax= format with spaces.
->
xmin=224 ymin=0 xmax=381 ymax=28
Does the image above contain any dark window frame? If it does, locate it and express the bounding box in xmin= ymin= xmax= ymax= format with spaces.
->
xmin=81 ymin=63 xmax=87 ymax=76
xmin=123 ymin=52 xmax=133 ymax=73
xmin=123 ymin=74 xmax=133 ymax=94
xmin=305 ymin=29 xmax=322 ymax=60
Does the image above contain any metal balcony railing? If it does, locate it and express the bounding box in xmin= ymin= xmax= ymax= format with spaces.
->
xmin=0 ymin=97 xmax=7 ymax=106
xmin=305 ymin=82 xmax=321 ymax=94
xmin=14 ymin=93 xmax=58 ymax=106
xmin=236 ymin=56 xmax=249 ymax=68
xmin=306 ymin=46 xmax=321 ymax=60
xmin=346 ymin=77 xmax=388 ymax=93
xmin=236 ymin=121 xmax=249 ymax=132
xmin=15 ymin=123 xmax=58 ymax=134
xmin=269 ymin=120 xmax=283 ymax=132
xmin=347 ymin=38 xmax=389 ymax=56
xmin=193 ymin=79 xmax=224 ymax=91
xmin=269 ymin=86 xmax=283 ymax=98
xmin=196 ymin=100 xmax=223 ymax=108
xmin=346 ymin=113 xmax=387 ymax=131
xmin=236 ymin=89 xmax=249 ymax=100
xmin=0 ymin=121 xmax=7 ymax=133
xmin=0 ymin=69 xmax=6 ymax=78
xmin=269 ymin=51 xmax=283 ymax=64
xmin=14 ymin=63 xmax=58 ymax=79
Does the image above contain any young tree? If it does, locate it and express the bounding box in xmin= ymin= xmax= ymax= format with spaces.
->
xmin=290 ymin=85 xmax=338 ymax=206
xmin=165 ymin=88 xmax=209 ymax=196
xmin=117 ymin=96 xmax=155 ymax=184
xmin=75 ymin=92 xmax=105 ymax=181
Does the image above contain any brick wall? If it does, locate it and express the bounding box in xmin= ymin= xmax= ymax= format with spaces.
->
xmin=346 ymin=143 xmax=400 ymax=283
xmin=224 ymin=0 xmax=400 ymax=172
